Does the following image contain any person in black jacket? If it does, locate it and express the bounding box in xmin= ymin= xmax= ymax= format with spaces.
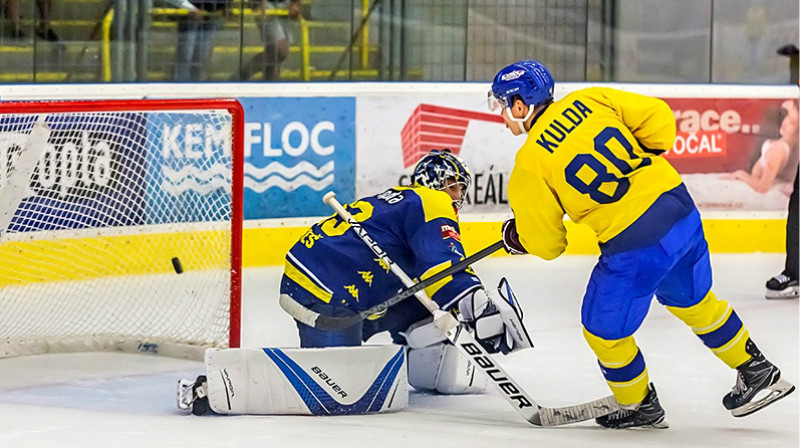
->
xmin=766 ymin=44 xmax=799 ymax=300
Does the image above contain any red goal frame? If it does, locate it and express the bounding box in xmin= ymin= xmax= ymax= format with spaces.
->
xmin=0 ymin=98 xmax=244 ymax=349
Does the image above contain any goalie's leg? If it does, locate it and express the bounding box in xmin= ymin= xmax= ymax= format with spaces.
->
xmin=177 ymin=375 xmax=210 ymax=416
xmin=191 ymin=346 xmax=407 ymax=416
xmin=402 ymin=319 xmax=485 ymax=394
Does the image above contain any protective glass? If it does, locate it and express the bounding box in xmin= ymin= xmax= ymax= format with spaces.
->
xmin=487 ymin=90 xmax=507 ymax=113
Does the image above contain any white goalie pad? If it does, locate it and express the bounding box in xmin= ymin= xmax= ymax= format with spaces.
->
xmin=407 ymin=343 xmax=486 ymax=394
xmin=204 ymin=345 xmax=408 ymax=416
xmin=404 ymin=319 xmax=485 ymax=394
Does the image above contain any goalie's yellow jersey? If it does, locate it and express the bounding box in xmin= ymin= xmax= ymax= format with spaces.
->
xmin=507 ymin=87 xmax=684 ymax=260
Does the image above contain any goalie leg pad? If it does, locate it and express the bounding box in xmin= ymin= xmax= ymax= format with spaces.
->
xmin=407 ymin=343 xmax=486 ymax=394
xmin=401 ymin=317 xmax=448 ymax=349
xmin=204 ymin=345 xmax=408 ymax=415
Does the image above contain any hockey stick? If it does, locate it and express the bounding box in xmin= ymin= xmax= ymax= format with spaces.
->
xmin=322 ymin=192 xmax=620 ymax=427
xmin=280 ymin=240 xmax=505 ymax=331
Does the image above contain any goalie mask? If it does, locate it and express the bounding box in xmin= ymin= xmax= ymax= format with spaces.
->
xmin=411 ymin=149 xmax=471 ymax=209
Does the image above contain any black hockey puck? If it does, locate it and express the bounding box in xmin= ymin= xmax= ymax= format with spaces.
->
xmin=171 ymin=256 xmax=184 ymax=274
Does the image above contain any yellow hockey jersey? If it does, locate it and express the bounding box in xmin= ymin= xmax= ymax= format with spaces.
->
xmin=507 ymin=87 xmax=684 ymax=259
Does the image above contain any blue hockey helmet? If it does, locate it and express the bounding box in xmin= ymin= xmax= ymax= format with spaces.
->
xmin=411 ymin=149 xmax=471 ymax=209
xmin=488 ymin=60 xmax=554 ymax=113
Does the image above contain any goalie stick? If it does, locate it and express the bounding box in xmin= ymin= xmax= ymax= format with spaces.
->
xmin=280 ymin=240 xmax=505 ymax=331
xmin=322 ymin=192 xmax=620 ymax=427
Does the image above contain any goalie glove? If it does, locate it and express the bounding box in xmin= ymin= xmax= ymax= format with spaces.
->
xmin=458 ymin=278 xmax=534 ymax=355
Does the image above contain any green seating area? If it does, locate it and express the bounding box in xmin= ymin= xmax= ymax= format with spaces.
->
xmin=0 ymin=0 xmax=399 ymax=82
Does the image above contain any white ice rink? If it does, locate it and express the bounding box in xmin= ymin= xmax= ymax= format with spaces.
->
xmin=0 ymin=254 xmax=796 ymax=448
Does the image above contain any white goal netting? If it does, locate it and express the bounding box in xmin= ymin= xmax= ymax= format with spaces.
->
xmin=0 ymin=99 xmax=243 ymax=359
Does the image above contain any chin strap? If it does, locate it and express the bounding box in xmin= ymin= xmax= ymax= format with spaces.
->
xmin=505 ymin=106 xmax=536 ymax=134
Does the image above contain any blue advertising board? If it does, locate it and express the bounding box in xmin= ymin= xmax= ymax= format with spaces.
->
xmin=237 ymin=97 xmax=356 ymax=219
xmin=145 ymin=112 xmax=233 ymax=224
xmin=0 ymin=97 xmax=356 ymax=234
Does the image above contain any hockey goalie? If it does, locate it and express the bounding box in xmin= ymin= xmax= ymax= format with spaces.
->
xmin=177 ymin=149 xmax=533 ymax=416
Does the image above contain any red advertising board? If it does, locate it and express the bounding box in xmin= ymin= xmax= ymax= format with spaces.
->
xmin=664 ymin=98 xmax=795 ymax=175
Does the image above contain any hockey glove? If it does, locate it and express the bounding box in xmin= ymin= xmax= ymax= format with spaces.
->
xmin=458 ymin=278 xmax=534 ymax=355
xmin=502 ymin=219 xmax=527 ymax=255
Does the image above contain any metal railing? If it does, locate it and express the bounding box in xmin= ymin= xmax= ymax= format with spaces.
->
xmin=2 ymin=0 xmax=796 ymax=84
xmin=101 ymin=6 xmax=312 ymax=82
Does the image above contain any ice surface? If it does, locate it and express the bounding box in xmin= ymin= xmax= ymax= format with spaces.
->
xmin=0 ymin=254 xmax=796 ymax=447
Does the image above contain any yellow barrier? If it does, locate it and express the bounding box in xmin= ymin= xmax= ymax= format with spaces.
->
xmin=0 ymin=217 xmax=783 ymax=285
xmin=240 ymin=218 xmax=787 ymax=268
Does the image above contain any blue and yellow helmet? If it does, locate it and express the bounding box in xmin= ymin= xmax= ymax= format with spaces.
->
xmin=411 ymin=149 xmax=471 ymax=209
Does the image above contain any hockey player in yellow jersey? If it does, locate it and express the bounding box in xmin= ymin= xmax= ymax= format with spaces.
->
xmin=489 ymin=60 xmax=795 ymax=429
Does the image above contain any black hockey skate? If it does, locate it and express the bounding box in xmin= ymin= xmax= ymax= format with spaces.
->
xmin=723 ymin=339 xmax=795 ymax=417
xmin=177 ymin=375 xmax=210 ymax=416
xmin=596 ymin=383 xmax=668 ymax=429
xmin=765 ymin=273 xmax=799 ymax=300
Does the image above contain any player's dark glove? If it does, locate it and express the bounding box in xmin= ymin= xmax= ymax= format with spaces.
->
xmin=502 ymin=218 xmax=527 ymax=255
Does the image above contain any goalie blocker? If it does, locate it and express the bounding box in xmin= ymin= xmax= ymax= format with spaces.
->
xmin=178 ymin=345 xmax=408 ymax=416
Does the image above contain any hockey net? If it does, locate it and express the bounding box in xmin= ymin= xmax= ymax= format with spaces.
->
xmin=0 ymin=98 xmax=243 ymax=360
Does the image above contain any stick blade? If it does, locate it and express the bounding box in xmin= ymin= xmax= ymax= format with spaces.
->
xmin=536 ymin=395 xmax=620 ymax=427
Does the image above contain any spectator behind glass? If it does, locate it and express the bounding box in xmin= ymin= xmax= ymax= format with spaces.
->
xmin=235 ymin=0 xmax=301 ymax=81
xmin=160 ymin=0 xmax=231 ymax=81
xmin=4 ymin=0 xmax=59 ymax=41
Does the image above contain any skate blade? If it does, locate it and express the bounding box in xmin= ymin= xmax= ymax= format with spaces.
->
xmin=624 ymin=419 xmax=669 ymax=429
xmin=731 ymin=378 xmax=796 ymax=417
xmin=649 ymin=419 xmax=670 ymax=429
xmin=602 ymin=419 xmax=670 ymax=430
xmin=177 ymin=379 xmax=195 ymax=410
xmin=765 ymin=286 xmax=799 ymax=300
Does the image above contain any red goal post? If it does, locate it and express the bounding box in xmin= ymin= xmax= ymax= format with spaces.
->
xmin=0 ymin=98 xmax=243 ymax=359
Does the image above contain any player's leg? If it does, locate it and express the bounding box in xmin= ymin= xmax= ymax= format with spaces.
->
xmin=365 ymin=299 xmax=486 ymax=394
xmin=279 ymin=272 xmax=363 ymax=348
xmin=656 ymin=214 xmax=795 ymax=416
xmin=174 ymin=19 xmax=197 ymax=81
xmin=178 ymin=346 xmax=408 ymax=416
xmin=295 ymin=302 xmax=363 ymax=348
xmin=177 ymin=374 xmax=209 ymax=416
xmin=766 ymin=170 xmax=798 ymax=299
xmin=580 ymin=248 xmax=669 ymax=429
xmin=401 ymin=318 xmax=486 ymax=394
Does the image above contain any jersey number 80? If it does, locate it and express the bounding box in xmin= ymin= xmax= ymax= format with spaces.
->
xmin=564 ymin=126 xmax=651 ymax=204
